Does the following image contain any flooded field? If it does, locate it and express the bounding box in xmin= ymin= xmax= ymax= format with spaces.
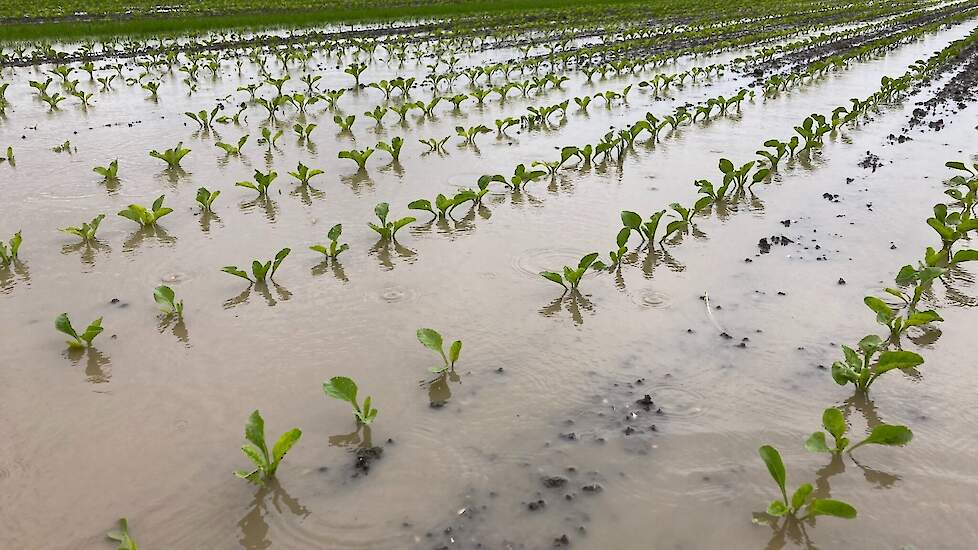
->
xmin=2 ymin=1 xmax=978 ymax=548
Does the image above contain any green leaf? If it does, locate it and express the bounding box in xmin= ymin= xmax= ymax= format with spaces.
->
xmin=79 ymin=318 xmax=103 ymax=344
xmin=952 ymin=249 xmax=978 ymax=263
xmin=154 ymin=285 xmax=176 ymax=310
xmin=945 ymin=161 xmax=971 ymax=173
xmin=905 ymin=310 xmax=942 ymax=327
xmin=718 ymin=158 xmax=734 ymax=174
xmin=758 ymin=445 xmax=787 ymax=500
xmin=807 ymin=499 xmax=857 ymax=519
xmin=804 ymin=432 xmax=832 ymax=453
xmin=621 ymin=211 xmax=642 ymax=230
xmin=272 ymin=428 xmax=302 ymax=465
xmin=417 ymin=328 xmax=446 ymax=359
xmin=222 ymin=266 xmax=251 ymax=281
xmin=791 ymin=483 xmax=813 ymax=511
xmin=327 ymin=224 xmax=343 ymax=242
xmin=852 ymin=424 xmax=912 ymax=450
xmin=822 ymin=407 xmax=847 ymax=441
xmin=244 ymin=410 xmax=268 ymax=458
xmin=240 ymin=444 xmax=266 ymax=470
xmin=579 ymin=252 xmax=599 ymax=270
xmin=864 ymin=296 xmax=894 ymax=322
xmin=857 ymin=335 xmax=883 ymax=355
xmin=55 ymin=313 xmax=79 ymax=340
xmin=540 ymin=271 xmax=566 ymax=288
xmin=875 ymin=350 xmax=924 ymax=375
xmin=323 ymin=376 xmax=358 ymax=404
xmin=766 ymin=500 xmax=788 ymax=517
xmin=449 ymin=340 xmax=462 ymax=365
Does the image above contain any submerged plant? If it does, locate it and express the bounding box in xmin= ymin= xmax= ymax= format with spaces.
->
xmin=236 ymin=169 xmax=278 ymax=197
xmin=106 ymin=518 xmax=137 ymax=550
xmin=367 ymin=202 xmax=415 ymax=240
xmin=61 ymin=214 xmax=105 ymax=242
xmin=222 ymin=248 xmax=291 ymax=284
xmin=149 ymin=142 xmax=191 ymax=169
xmin=195 ymin=187 xmax=220 ymax=212
xmin=376 ymin=137 xmax=404 ymax=162
xmin=153 ymin=285 xmax=184 ymax=317
xmin=805 ymin=407 xmax=912 ymax=454
xmin=118 ymin=195 xmax=173 ymax=227
xmin=416 ymin=328 xmax=462 ymax=373
xmin=323 ymin=376 xmax=378 ymax=425
xmin=758 ymin=445 xmax=856 ymax=520
xmin=216 ymin=135 xmax=249 ymax=155
xmin=540 ymin=252 xmax=605 ymax=291
xmin=55 ymin=312 xmax=103 ymax=349
xmin=0 ymin=230 xmax=22 ymax=265
xmin=309 ymin=224 xmax=349 ymax=261
xmin=234 ymin=410 xmax=302 ymax=484
xmin=830 ymin=335 xmax=924 ymax=393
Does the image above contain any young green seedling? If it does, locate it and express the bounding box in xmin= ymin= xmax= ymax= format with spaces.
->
xmin=195 ymin=187 xmax=220 ymax=212
xmin=0 ymin=230 xmax=22 ymax=265
xmin=805 ymin=407 xmax=912 ymax=454
xmin=338 ymin=148 xmax=374 ymax=171
xmin=55 ymin=312 xmax=103 ymax=349
xmin=540 ymin=252 xmax=605 ymax=291
xmin=831 ymin=335 xmax=924 ymax=393
xmin=258 ymin=127 xmax=283 ymax=150
xmin=106 ymin=518 xmax=137 ymax=550
xmin=344 ymin=62 xmax=367 ymax=86
xmin=376 ymin=137 xmax=404 ymax=162
xmin=758 ymin=445 xmax=856 ymax=520
xmin=216 ymin=135 xmax=249 ymax=155
xmin=309 ymin=224 xmax=349 ymax=261
xmin=184 ymin=106 xmax=220 ymax=130
xmin=93 ymin=160 xmax=119 ymax=180
xmin=323 ymin=376 xmax=378 ymax=425
xmin=234 ymin=410 xmax=302 ymax=484
xmin=236 ymin=169 xmax=278 ymax=197
xmin=288 ymin=162 xmax=324 ymax=186
xmin=153 ymin=285 xmax=184 ymax=317
xmin=455 ymin=124 xmax=491 ymax=145
xmin=420 ymin=136 xmax=450 ymax=153
xmin=367 ymin=202 xmax=415 ymax=240
xmin=293 ymin=123 xmax=317 ymax=141
xmin=222 ymin=248 xmax=291 ymax=284
xmin=409 ymin=192 xmax=468 ymax=219
xmin=417 ymin=328 xmax=462 ymax=373
xmin=149 ymin=142 xmax=191 ymax=169
xmin=863 ymin=294 xmax=942 ymax=340
xmin=61 ymin=214 xmax=105 ymax=243
xmin=333 ymin=114 xmax=356 ymax=132
xmin=118 ymin=195 xmax=173 ymax=227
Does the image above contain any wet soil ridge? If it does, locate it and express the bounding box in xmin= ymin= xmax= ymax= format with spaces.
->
xmin=907 ymin=34 xmax=978 ymax=130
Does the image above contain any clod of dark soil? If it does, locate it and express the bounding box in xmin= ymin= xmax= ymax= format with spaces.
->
xmin=353 ymin=446 xmax=383 ymax=476
xmin=542 ymin=476 xmax=569 ymax=488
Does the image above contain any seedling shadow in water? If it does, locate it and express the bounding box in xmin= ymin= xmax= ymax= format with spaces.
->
xmin=539 ymin=289 xmax=595 ymax=325
xmin=237 ymin=478 xmax=309 ymax=550
xmin=65 ymin=346 xmax=111 ymax=384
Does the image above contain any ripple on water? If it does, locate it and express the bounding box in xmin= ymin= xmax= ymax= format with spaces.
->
xmin=629 ymin=288 xmax=672 ymax=309
xmin=512 ymin=247 xmax=589 ymax=279
xmin=367 ymin=285 xmax=417 ymax=304
xmin=644 ymin=384 xmax=707 ymax=420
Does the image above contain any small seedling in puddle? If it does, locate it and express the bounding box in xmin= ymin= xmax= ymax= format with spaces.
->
xmin=376 ymin=137 xmax=404 ymax=162
xmin=455 ymin=124 xmax=491 ymax=145
xmin=258 ymin=127 xmax=283 ymax=149
xmin=288 ymin=162 xmax=323 ymax=186
xmin=118 ymin=195 xmax=173 ymax=227
xmin=216 ymin=135 xmax=249 ymax=155
xmin=309 ymin=224 xmax=349 ymax=261
xmin=805 ymin=407 xmax=912 ymax=454
xmin=338 ymin=148 xmax=374 ymax=170
xmin=540 ymin=252 xmax=605 ymax=291
xmin=333 ymin=114 xmax=356 ymax=132
xmin=106 ymin=518 xmax=137 ymax=550
xmin=0 ymin=146 xmax=13 ymax=164
xmin=758 ymin=445 xmax=856 ymax=520
xmin=409 ymin=192 xmax=471 ymax=219
xmin=184 ymin=106 xmax=220 ymax=130
xmin=195 ymin=187 xmax=220 ymax=212
xmin=417 ymin=328 xmax=462 ymax=373
xmin=830 ymin=335 xmax=924 ymax=393
xmin=236 ymin=169 xmax=278 ymax=197
xmin=153 ymin=285 xmax=184 ymax=317
xmin=323 ymin=376 xmax=378 ymax=425
xmin=55 ymin=312 xmax=103 ymax=349
xmin=222 ymin=248 xmax=291 ymax=284
xmin=149 ymin=142 xmax=191 ymax=169
xmin=420 ymin=136 xmax=450 ymax=153
xmin=62 ymin=214 xmax=105 ymax=243
xmin=234 ymin=409 xmax=302 ymax=484
xmin=0 ymin=230 xmax=23 ymax=265
xmin=367 ymin=202 xmax=415 ymax=240
xmin=863 ymin=295 xmax=942 ymax=340
xmin=293 ymin=123 xmax=317 ymax=141
xmin=93 ymin=160 xmax=119 ymax=180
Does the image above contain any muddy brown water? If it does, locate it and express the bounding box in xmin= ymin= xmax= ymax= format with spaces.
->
xmin=1 ymin=17 xmax=978 ymax=550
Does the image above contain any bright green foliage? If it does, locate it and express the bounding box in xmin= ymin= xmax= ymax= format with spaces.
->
xmin=118 ymin=195 xmax=173 ymax=227
xmin=149 ymin=142 xmax=191 ymax=169
xmin=409 ymin=190 xmax=477 ymax=219
xmin=55 ymin=312 xmax=103 ymax=349
xmin=195 ymin=187 xmax=220 ymax=212
xmin=287 ymin=162 xmax=323 ymax=186
xmin=830 ymin=335 xmax=924 ymax=393
xmin=376 ymin=137 xmax=404 ymax=161
xmin=481 ymin=163 xmax=546 ymax=192
xmin=234 ymin=410 xmax=302 ymax=484
xmin=338 ymin=148 xmax=374 ymax=170
xmin=864 ymin=294 xmax=942 ymax=340
xmin=236 ymin=169 xmax=278 ymax=196
xmin=293 ymin=123 xmax=317 ymax=141
xmin=0 ymin=230 xmax=22 ymax=265
xmin=344 ymin=62 xmax=367 ymax=85
xmin=222 ymin=248 xmax=291 ymax=284
xmin=106 ymin=518 xmax=137 ymax=550
xmin=805 ymin=407 xmax=912 ymax=454
xmin=540 ymin=252 xmax=605 ymax=291
xmin=93 ymin=160 xmax=119 ymax=180
xmin=184 ymin=106 xmax=220 ymax=129
xmin=153 ymin=285 xmax=184 ymax=317
xmin=309 ymin=224 xmax=349 ymax=261
xmin=455 ymin=124 xmax=491 ymax=145
xmin=416 ymin=328 xmax=462 ymax=373
xmin=367 ymin=202 xmax=415 ymax=240
xmin=216 ymin=135 xmax=249 ymax=155
xmin=323 ymin=376 xmax=378 ymax=425
xmin=758 ymin=445 xmax=856 ymax=520
xmin=333 ymin=114 xmax=356 ymax=131
xmin=61 ymin=214 xmax=105 ymax=242
xmin=259 ymin=127 xmax=284 ymax=148
xmin=419 ymin=136 xmax=450 ymax=153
